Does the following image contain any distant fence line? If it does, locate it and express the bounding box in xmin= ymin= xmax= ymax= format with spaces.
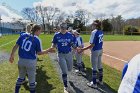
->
xmin=1 ymin=30 xmax=140 ymax=36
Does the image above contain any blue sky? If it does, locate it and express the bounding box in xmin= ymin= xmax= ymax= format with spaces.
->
xmin=0 ymin=0 xmax=140 ymax=22
xmin=0 ymin=0 xmax=41 ymax=11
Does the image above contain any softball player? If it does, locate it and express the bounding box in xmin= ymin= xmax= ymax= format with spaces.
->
xmin=48 ymin=23 xmax=77 ymax=93
xmin=20 ymin=23 xmax=33 ymax=36
xmin=118 ymin=54 xmax=140 ymax=93
xmin=9 ymin=25 xmax=49 ymax=93
xmin=79 ymin=20 xmax=103 ymax=88
xmin=53 ymin=27 xmax=60 ymax=34
xmin=73 ymin=30 xmax=85 ymax=74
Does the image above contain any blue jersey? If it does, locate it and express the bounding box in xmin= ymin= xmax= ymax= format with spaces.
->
xmin=89 ymin=29 xmax=103 ymax=51
xmin=54 ymin=32 xmax=59 ymax=35
xmin=73 ymin=34 xmax=77 ymax=46
xmin=122 ymin=63 xmax=128 ymax=79
xmin=76 ymin=36 xmax=84 ymax=48
xmin=16 ymin=34 xmax=42 ymax=59
xmin=20 ymin=32 xmax=30 ymax=36
xmin=118 ymin=54 xmax=140 ymax=93
xmin=52 ymin=32 xmax=75 ymax=53
xmin=20 ymin=32 xmax=25 ymax=36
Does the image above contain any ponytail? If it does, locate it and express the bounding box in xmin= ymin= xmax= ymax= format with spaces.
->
xmin=92 ymin=20 xmax=102 ymax=30
xmin=26 ymin=24 xmax=33 ymax=33
xmin=31 ymin=25 xmax=41 ymax=41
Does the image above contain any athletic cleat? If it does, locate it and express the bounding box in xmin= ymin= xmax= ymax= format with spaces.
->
xmin=64 ymin=87 xmax=73 ymax=93
xmin=75 ymin=70 xmax=82 ymax=75
xmin=64 ymin=87 xmax=69 ymax=93
xmin=35 ymin=82 xmax=37 ymax=86
xmin=87 ymin=81 xmax=97 ymax=88
xmin=75 ymin=69 xmax=79 ymax=73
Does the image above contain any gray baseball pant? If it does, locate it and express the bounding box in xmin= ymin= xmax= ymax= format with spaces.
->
xmin=90 ymin=49 xmax=103 ymax=84
xmin=58 ymin=52 xmax=73 ymax=87
xmin=58 ymin=52 xmax=73 ymax=74
xmin=91 ymin=49 xmax=103 ymax=70
xmin=17 ymin=58 xmax=37 ymax=87
xmin=75 ymin=52 xmax=82 ymax=64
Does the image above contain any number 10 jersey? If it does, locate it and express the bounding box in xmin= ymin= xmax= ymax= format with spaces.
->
xmin=16 ymin=34 xmax=42 ymax=59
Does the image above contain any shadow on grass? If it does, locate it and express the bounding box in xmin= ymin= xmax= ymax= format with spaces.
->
xmin=36 ymin=65 xmax=55 ymax=93
xmin=83 ymin=67 xmax=117 ymax=93
xmin=23 ymin=65 xmax=55 ymax=93
xmin=69 ymin=81 xmax=84 ymax=93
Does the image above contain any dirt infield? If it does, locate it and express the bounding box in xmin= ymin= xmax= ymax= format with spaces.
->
xmin=84 ymin=41 xmax=140 ymax=71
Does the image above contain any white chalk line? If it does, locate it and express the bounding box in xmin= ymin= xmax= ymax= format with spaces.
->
xmin=0 ymin=39 xmax=17 ymax=48
xmin=103 ymin=53 xmax=128 ymax=63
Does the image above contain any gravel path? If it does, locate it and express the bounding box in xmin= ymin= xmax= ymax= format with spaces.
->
xmin=0 ymin=51 xmax=10 ymax=63
xmin=49 ymin=54 xmax=114 ymax=93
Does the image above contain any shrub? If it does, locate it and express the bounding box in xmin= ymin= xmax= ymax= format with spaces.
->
xmin=123 ymin=25 xmax=139 ymax=35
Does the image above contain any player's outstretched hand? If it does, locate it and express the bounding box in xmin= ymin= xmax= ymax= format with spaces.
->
xmin=77 ymin=48 xmax=84 ymax=54
xmin=46 ymin=48 xmax=56 ymax=53
xmin=9 ymin=55 xmax=14 ymax=63
xmin=76 ymin=47 xmax=81 ymax=53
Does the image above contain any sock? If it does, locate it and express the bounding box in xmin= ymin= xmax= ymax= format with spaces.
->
xmin=15 ymin=78 xmax=25 ymax=93
xmin=98 ymin=68 xmax=103 ymax=82
xmin=29 ymin=82 xmax=36 ymax=93
xmin=62 ymin=74 xmax=67 ymax=87
xmin=15 ymin=85 xmax=21 ymax=93
xmin=92 ymin=70 xmax=97 ymax=84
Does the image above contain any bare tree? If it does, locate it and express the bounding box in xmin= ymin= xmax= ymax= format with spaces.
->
xmin=35 ymin=5 xmax=46 ymax=32
xmin=35 ymin=5 xmax=60 ymax=33
xmin=75 ymin=9 xmax=86 ymax=25
xmin=21 ymin=8 xmax=39 ymax=23
xmin=75 ymin=9 xmax=92 ymax=26
xmin=110 ymin=15 xmax=124 ymax=34
xmin=54 ymin=12 xmax=66 ymax=27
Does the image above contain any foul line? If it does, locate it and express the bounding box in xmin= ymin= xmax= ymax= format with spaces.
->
xmin=103 ymin=53 xmax=128 ymax=63
xmin=0 ymin=39 xmax=17 ymax=48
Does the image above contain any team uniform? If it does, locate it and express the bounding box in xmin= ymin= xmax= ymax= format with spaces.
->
xmin=52 ymin=31 xmax=75 ymax=88
xmin=75 ymin=35 xmax=84 ymax=72
xmin=15 ymin=34 xmax=42 ymax=93
xmin=118 ymin=54 xmax=140 ymax=93
xmin=70 ymin=32 xmax=77 ymax=60
xmin=89 ymin=29 xmax=103 ymax=86
xmin=20 ymin=32 xmax=29 ymax=36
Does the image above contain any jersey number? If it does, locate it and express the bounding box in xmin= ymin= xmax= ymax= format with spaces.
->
xmin=99 ymin=34 xmax=103 ymax=43
xmin=62 ymin=42 xmax=68 ymax=46
xmin=21 ymin=39 xmax=32 ymax=51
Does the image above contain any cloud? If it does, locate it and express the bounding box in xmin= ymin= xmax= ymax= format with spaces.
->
xmin=0 ymin=5 xmax=22 ymax=22
xmin=33 ymin=0 xmax=140 ymax=19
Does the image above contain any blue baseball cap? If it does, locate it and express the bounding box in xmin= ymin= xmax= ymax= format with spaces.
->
xmin=60 ymin=23 xmax=67 ymax=29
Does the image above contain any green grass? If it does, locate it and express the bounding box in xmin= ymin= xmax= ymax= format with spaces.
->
xmin=104 ymin=35 xmax=140 ymax=41
xmin=81 ymin=34 xmax=140 ymax=42
xmin=82 ymin=55 xmax=121 ymax=93
xmin=1 ymin=34 xmax=137 ymax=93
xmin=0 ymin=35 xmax=18 ymax=45
xmin=0 ymin=34 xmax=63 ymax=93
